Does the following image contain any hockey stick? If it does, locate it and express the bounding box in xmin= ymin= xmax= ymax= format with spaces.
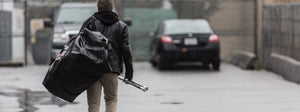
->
xmin=118 ymin=76 xmax=149 ymax=92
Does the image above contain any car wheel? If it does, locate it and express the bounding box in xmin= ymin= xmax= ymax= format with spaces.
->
xmin=156 ymin=54 xmax=169 ymax=70
xmin=212 ymin=59 xmax=220 ymax=71
xmin=202 ymin=62 xmax=210 ymax=70
xmin=150 ymin=60 xmax=157 ymax=67
xmin=49 ymin=58 xmax=55 ymax=65
xmin=157 ymin=62 xmax=168 ymax=70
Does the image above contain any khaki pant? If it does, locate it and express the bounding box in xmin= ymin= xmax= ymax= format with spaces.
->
xmin=87 ymin=73 xmax=118 ymax=112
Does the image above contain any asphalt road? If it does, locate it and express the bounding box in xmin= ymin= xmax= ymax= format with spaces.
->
xmin=1 ymin=62 xmax=300 ymax=112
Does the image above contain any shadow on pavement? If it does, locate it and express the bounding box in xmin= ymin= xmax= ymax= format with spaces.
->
xmin=154 ymin=63 xmax=221 ymax=71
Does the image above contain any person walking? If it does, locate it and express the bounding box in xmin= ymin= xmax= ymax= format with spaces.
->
xmin=79 ymin=0 xmax=133 ymax=112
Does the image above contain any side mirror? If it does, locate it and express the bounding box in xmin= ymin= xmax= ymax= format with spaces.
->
xmin=123 ymin=19 xmax=132 ymax=26
xmin=44 ymin=18 xmax=54 ymax=27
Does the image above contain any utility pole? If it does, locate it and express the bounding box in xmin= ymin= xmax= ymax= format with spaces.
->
xmin=254 ymin=0 xmax=263 ymax=56
xmin=258 ymin=0 xmax=263 ymax=57
xmin=253 ymin=0 xmax=258 ymax=56
xmin=24 ymin=0 xmax=28 ymax=66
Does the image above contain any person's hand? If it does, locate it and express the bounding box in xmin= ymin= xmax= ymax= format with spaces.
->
xmin=125 ymin=72 xmax=133 ymax=81
xmin=123 ymin=78 xmax=129 ymax=84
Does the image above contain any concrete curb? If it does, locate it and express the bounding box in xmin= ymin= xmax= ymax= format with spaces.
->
xmin=266 ymin=53 xmax=300 ymax=83
xmin=0 ymin=62 xmax=24 ymax=67
xmin=229 ymin=51 xmax=257 ymax=69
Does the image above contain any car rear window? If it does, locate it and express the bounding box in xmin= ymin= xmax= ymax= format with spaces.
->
xmin=164 ymin=20 xmax=213 ymax=35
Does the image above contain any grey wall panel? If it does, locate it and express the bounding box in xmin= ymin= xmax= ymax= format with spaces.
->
xmin=0 ymin=11 xmax=12 ymax=62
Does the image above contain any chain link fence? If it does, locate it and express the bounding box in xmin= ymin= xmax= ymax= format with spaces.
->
xmin=28 ymin=0 xmax=256 ymax=61
xmin=261 ymin=4 xmax=300 ymax=65
xmin=1 ymin=0 xmax=257 ymax=62
xmin=115 ymin=0 xmax=256 ymax=60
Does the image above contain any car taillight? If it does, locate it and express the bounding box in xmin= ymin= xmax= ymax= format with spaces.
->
xmin=209 ymin=34 xmax=219 ymax=42
xmin=161 ymin=36 xmax=173 ymax=44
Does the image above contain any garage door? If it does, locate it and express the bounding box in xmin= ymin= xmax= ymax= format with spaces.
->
xmin=0 ymin=11 xmax=12 ymax=62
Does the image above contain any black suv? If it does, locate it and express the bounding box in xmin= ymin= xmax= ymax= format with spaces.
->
xmin=50 ymin=3 xmax=97 ymax=62
xmin=150 ymin=19 xmax=220 ymax=70
xmin=50 ymin=3 xmax=131 ymax=63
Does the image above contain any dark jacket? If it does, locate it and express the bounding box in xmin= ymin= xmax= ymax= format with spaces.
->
xmin=80 ymin=11 xmax=133 ymax=77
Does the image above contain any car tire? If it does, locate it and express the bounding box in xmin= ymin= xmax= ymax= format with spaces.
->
xmin=157 ymin=62 xmax=168 ymax=70
xmin=150 ymin=60 xmax=157 ymax=67
xmin=202 ymin=62 xmax=210 ymax=70
xmin=156 ymin=54 xmax=169 ymax=70
xmin=212 ymin=59 xmax=220 ymax=71
xmin=49 ymin=58 xmax=54 ymax=65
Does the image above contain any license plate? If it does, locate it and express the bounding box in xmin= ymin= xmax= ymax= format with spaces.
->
xmin=184 ymin=38 xmax=198 ymax=45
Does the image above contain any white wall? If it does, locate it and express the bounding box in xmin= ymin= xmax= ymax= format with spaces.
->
xmin=12 ymin=37 xmax=24 ymax=63
xmin=12 ymin=8 xmax=24 ymax=37
xmin=12 ymin=8 xmax=25 ymax=63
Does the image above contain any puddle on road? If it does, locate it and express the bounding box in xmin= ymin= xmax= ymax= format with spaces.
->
xmin=161 ymin=101 xmax=184 ymax=105
xmin=0 ymin=89 xmax=78 ymax=112
xmin=30 ymin=91 xmax=79 ymax=107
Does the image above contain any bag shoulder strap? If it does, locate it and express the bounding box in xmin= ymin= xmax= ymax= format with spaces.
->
xmin=87 ymin=16 xmax=98 ymax=30
xmin=79 ymin=16 xmax=97 ymax=34
xmin=93 ymin=17 xmax=102 ymax=31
